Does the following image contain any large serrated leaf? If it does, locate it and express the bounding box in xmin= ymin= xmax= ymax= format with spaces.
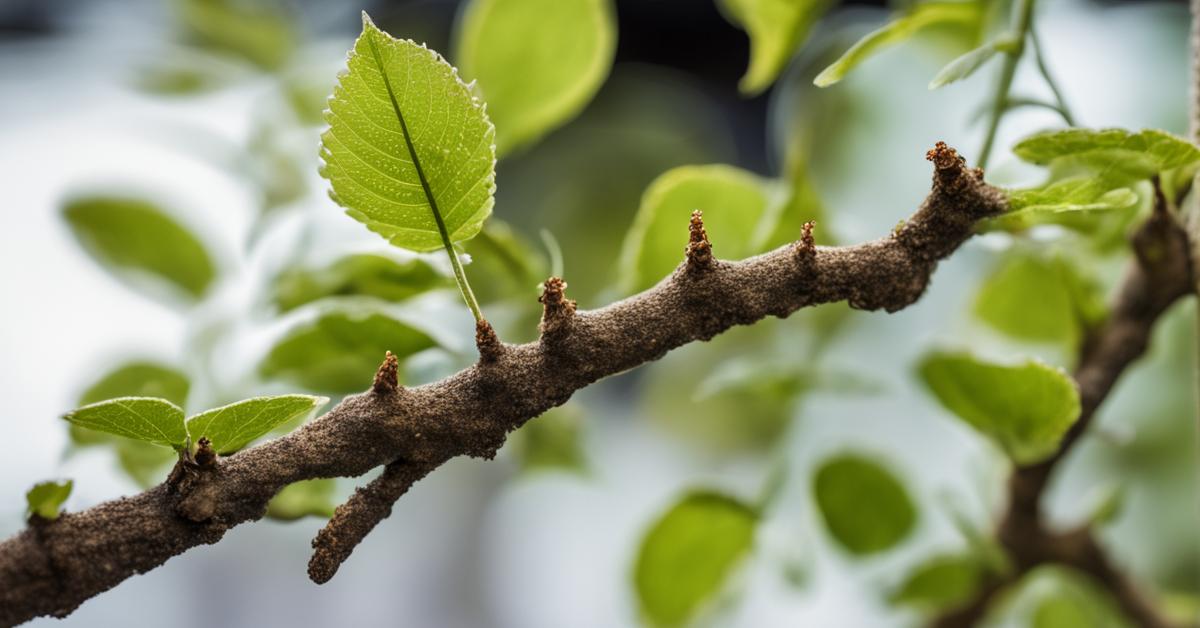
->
xmin=1012 ymin=128 xmax=1200 ymax=183
xmin=321 ymin=13 xmax=497 ymax=253
xmin=456 ymin=0 xmax=615 ymax=155
xmin=186 ymin=395 xmax=328 ymax=454
xmin=63 ymin=397 xmax=188 ymax=450
xmin=813 ymin=453 xmax=916 ymax=556
xmin=719 ymin=0 xmax=832 ymax=95
xmin=918 ymin=351 xmax=1081 ymax=465
xmin=633 ymin=491 xmax=758 ymax=627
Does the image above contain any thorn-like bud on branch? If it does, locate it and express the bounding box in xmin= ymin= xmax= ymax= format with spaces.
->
xmin=539 ymin=277 xmax=576 ymax=337
xmin=685 ymin=209 xmax=713 ymax=270
xmin=795 ymin=221 xmax=816 ymax=263
xmin=372 ymin=351 xmax=399 ymax=394
xmin=925 ymin=141 xmax=969 ymax=191
xmin=475 ymin=320 xmax=504 ymax=362
xmin=193 ymin=438 xmax=216 ymax=468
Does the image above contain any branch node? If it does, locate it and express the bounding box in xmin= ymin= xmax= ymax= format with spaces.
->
xmin=193 ymin=438 xmax=216 ymax=468
xmin=795 ymin=220 xmax=816 ymax=264
xmin=372 ymin=351 xmax=400 ymax=394
xmin=538 ymin=277 xmax=576 ymax=338
xmin=475 ymin=320 xmax=504 ymax=362
xmin=685 ymin=209 xmax=713 ymax=271
xmin=925 ymin=141 xmax=969 ymax=192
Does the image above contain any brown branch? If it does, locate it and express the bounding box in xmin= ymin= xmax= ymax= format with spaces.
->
xmin=930 ymin=191 xmax=1194 ymax=628
xmin=0 ymin=143 xmax=1005 ymax=626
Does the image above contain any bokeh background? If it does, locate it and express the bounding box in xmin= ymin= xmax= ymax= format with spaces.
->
xmin=0 ymin=0 xmax=1195 ymax=626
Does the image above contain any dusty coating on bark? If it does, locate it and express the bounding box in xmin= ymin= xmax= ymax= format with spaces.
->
xmin=0 ymin=144 xmax=1007 ymax=626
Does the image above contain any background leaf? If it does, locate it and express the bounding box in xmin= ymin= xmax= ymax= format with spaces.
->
xmin=633 ymin=491 xmax=758 ymax=627
xmin=509 ymin=404 xmax=587 ymax=474
xmin=177 ymin=0 xmax=296 ymax=71
xmin=260 ymin=310 xmax=437 ymax=394
xmin=929 ymin=39 xmax=1003 ymax=89
xmin=63 ymin=397 xmax=188 ymax=450
xmin=973 ymin=252 xmax=1105 ymax=347
xmin=456 ymin=0 xmax=616 ymax=155
xmin=25 ymin=480 xmax=73 ymax=520
xmin=719 ymin=0 xmax=832 ymax=95
xmin=266 ymin=479 xmax=337 ymax=521
xmin=186 ymin=395 xmax=327 ymax=454
xmin=813 ymin=453 xmax=916 ymax=555
xmin=889 ymin=554 xmax=985 ymax=613
xmin=321 ymin=14 xmax=497 ymax=253
xmin=62 ymin=196 xmax=217 ymax=301
xmin=272 ymin=254 xmax=449 ymax=313
xmin=918 ymin=352 xmax=1081 ymax=464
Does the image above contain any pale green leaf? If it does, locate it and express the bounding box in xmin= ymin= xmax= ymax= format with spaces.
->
xmin=510 ymin=404 xmax=587 ymax=474
xmin=889 ymin=554 xmax=985 ymax=612
xmin=929 ymin=39 xmax=1003 ymax=89
xmin=78 ymin=362 xmax=190 ymax=407
xmin=465 ymin=220 xmax=547 ymax=304
xmin=266 ymin=479 xmax=337 ymax=521
xmin=973 ymin=253 xmax=1105 ymax=346
xmin=456 ymin=0 xmax=616 ymax=154
xmin=918 ymin=351 xmax=1081 ymax=464
xmin=260 ymin=310 xmax=437 ymax=393
xmin=26 ymin=480 xmax=73 ymax=520
xmin=1013 ymin=128 xmax=1200 ymax=184
xmin=186 ymin=395 xmax=328 ymax=455
xmin=813 ymin=453 xmax=916 ymax=555
xmin=980 ymin=177 xmax=1138 ymax=232
xmin=178 ymin=0 xmax=296 ymax=71
xmin=1019 ymin=566 xmax=1132 ymax=628
xmin=272 ymin=254 xmax=449 ymax=313
xmin=62 ymin=196 xmax=216 ymax=300
xmin=813 ymin=2 xmax=982 ymax=88
xmin=720 ymin=0 xmax=832 ymax=95
xmin=114 ymin=440 xmax=178 ymax=489
xmin=321 ymin=14 xmax=497 ymax=252
xmin=619 ymin=164 xmax=772 ymax=294
xmin=633 ymin=491 xmax=758 ymax=627
xmin=63 ymin=397 xmax=188 ymax=449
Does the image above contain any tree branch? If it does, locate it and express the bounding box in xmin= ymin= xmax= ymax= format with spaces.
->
xmin=930 ymin=192 xmax=1194 ymax=628
xmin=0 ymin=143 xmax=1005 ymax=626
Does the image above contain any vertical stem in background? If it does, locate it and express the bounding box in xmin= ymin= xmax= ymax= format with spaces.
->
xmin=978 ymin=0 xmax=1036 ymax=169
xmin=1029 ymin=24 xmax=1075 ymax=126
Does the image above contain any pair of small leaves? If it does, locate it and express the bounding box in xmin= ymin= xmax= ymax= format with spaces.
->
xmin=63 ymin=196 xmax=217 ymax=302
xmin=25 ymin=480 xmax=73 ymax=521
xmin=719 ymin=0 xmax=833 ymax=95
xmin=813 ymin=453 xmax=917 ymax=556
xmin=64 ymin=394 xmax=327 ymax=455
xmin=918 ymin=351 xmax=1080 ymax=465
xmin=633 ymin=491 xmax=758 ymax=627
xmin=814 ymin=1 xmax=984 ymax=88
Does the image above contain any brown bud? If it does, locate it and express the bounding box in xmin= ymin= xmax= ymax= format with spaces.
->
xmin=475 ymin=319 xmax=504 ymax=362
xmin=372 ymin=351 xmax=399 ymax=394
xmin=194 ymin=437 xmax=217 ymax=468
xmin=539 ymin=277 xmax=576 ymax=336
xmin=685 ymin=209 xmax=713 ymax=270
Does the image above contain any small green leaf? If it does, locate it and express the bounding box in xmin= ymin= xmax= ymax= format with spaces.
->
xmin=321 ymin=14 xmax=497 ymax=253
xmin=114 ymin=439 xmax=178 ymax=489
xmin=63 ymin=397 xmax=188 ymax=450
xmin=456 ymin=0 xmax=616 ymax=155
xmin=1012 ymin=128 xmax=1200 ymax=184
xmin=813 ymin=453 xmax=916 ymax=556
xmin=633 ymin=491 xmax=758 ymax=627
xmin=620 ymin=165 xmax=773 ymax=294
xmin=929 ymin=39 xmax=1003 ymax=89
xmin=918 ymin=351 xmax=1081 ymax=465
xmin=511 ymin=404 xmax=587 ymax=474
xmin=25 ymin=480 xmax=73 ymax=520
xmin=1021 ymin=566 xmax=1131 ymax=628
xmin=272 ymin=254 xmax=449 ymax=313
xmin=973 ymin=253 xmax=1105 ymax=346
xmin=178 ymin=0 xmax=296 ymax=71
xmin=62 ymin=196 xmax=217 ymax=300
xmin=813 ymin=2 xmax=982 ymax=88
xmin=266 ymin=479 xmax=337 ymax=521
xmin=186 ymin=395 xmax=327 ymax=455
xmin=981 ymin=177 xmax=1138 ymax=233
xmin=890 ymin=554 xmax=985 ymax=612
xmin=719 ymin=0 xmax=833 ymax=95
xmin=78 ymin=362 xmax=190 ymax=407
xmin=260 ymin=310 xmax=437 ymax=394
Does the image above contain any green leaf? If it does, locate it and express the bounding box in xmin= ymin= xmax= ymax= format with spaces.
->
xmin=973 ymin=253 xmax=1105 ymax=346
xmin=813 ymin=453 xmax=916 ymax=555
xmin=1021 ymin=566 xmax=1132 ymax=628
xmin=186 ymin=395 xmax=327 ymax=455
xmin=510 ymin=404 xmax=587 ymax=474
xmin=917 ymin=351 xmax=1081 ymax=464
xmin=78 ymin=362 xmax=190 ymax=407
xmin=980 ymin=177 xmax=1138 ymax=233
xmin=114 ymin=439 xmax=178 ymax=489
xmin=633 ymin=491 xmax=758 ymax=627
xmin=719 ymin=0 xmax=832 ymax=95
xmin=266 ymin=479 xmax=337 ymax=521
xmin=260 ymin=310 xmax=438 ymax=394
xmin=63 ymin=397 xmax=188 ymax=450
xmin=1012 ymin=128 xmax=1200 ymax=184
xmin=890 ymin=554 xmax=985 ymax=612
xmin=321 ymin=14 xmax=497 ymax=253
xmin=813 ymin=2 xmax=982 ymax=88
xmin=62 ymin=196 xmax=217 ymax=301
xmin=928 ymin=38 xmax=1004 ymax=89
xmin=272 ymin=254 xmax=449 ymax=313
xmin=25 ymin=480 xmax=73 ymax=520
xmin=465 ymin=220 xmax=547 ymax=304
xmin=178 ymin=0 xmax=296 ymax=71
xmin=619 ymin=165 xmax=772 ymax=294
xmin=456 ymin=0 xmax=616 ymax=155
